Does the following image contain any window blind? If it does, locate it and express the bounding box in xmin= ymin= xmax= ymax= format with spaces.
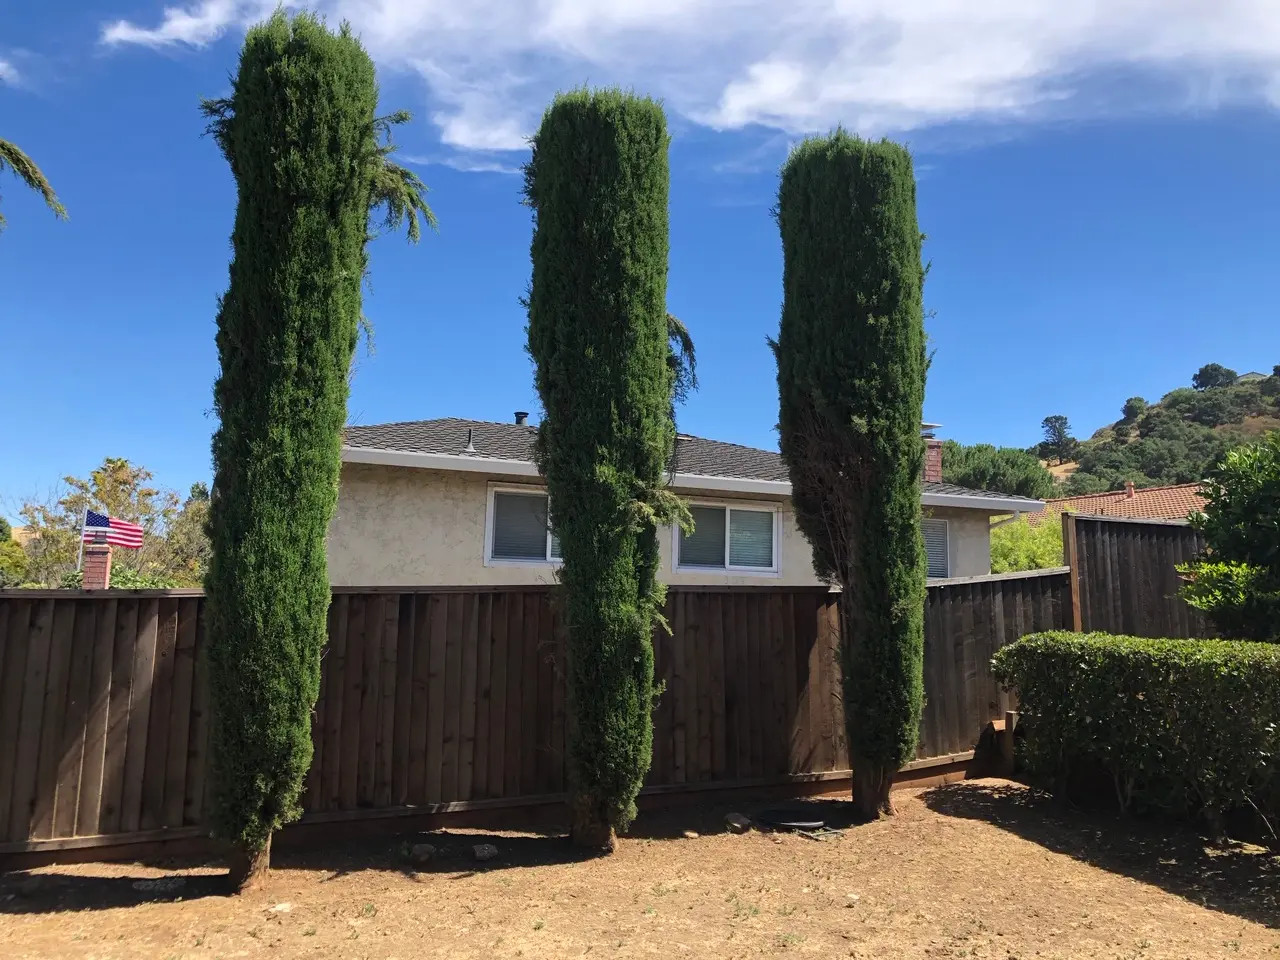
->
xmin=493 ymin=492 xmax=551 ymax=561
xmin=679 ymin=506 xmax=727 ymax=567
xmin=922 ymin=518 xmax=949 ymax=578
xmin=728 ymin=509 xmax=773 ymax=568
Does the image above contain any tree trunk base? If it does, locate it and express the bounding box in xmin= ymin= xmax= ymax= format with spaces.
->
xmin=851 ymin=762 xmax=896 ymax=822
xmin=226 ymin=836 xmax=271 ymax=893
xmin=569 ymin=798 xmax=617 ymax=853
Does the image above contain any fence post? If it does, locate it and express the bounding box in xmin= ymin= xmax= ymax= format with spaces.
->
xmin=1062 ymin=511 xmax=1083 ymax=632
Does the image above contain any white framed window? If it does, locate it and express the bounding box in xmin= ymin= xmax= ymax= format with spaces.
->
xmin=675 ymin=501 xmax=780 ymax=575
xmin=485 ymin=485 xmax=562 ymax=566
xmin=922 ymin=517 xmax=949 ymax=578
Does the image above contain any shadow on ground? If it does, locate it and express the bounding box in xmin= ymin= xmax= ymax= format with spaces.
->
xmin=922 ymin=780 xmax=1280 ymax=930
xmin=0 ymin=793 xmax=862 ymax=914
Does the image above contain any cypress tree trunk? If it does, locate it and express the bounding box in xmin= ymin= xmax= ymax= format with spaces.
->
xmin=205 ymin=13 xmax=377 ymax=890
xmin=774 ymin=133 xmax=927 ymax=820
xmin=525 ymin=90 xmax=676 ymax=849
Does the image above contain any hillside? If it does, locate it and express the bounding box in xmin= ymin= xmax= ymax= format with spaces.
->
xmin=1048 ymin=366 xmax=1280 ymax=496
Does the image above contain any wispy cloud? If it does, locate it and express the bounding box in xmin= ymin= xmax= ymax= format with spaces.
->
xmin=0 ymin=58 xmax=19 ymax=85
xmin=101 ymin=0 xmax=1280 ymax=159
xmin=398 ymin=153 xmax=523 ymax=176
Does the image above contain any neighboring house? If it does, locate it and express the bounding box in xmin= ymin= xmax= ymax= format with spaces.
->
xmin=1024 ymin=481 xmax=1206 ymax=527
xmin=330 ymin=416 xmax=1045 ymax=587
xmin=1234 ymin=371 xmax=1268 ymax=384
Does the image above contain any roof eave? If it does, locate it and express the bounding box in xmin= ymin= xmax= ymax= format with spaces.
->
xmin=343 ymin=445 xmax=1042 ymax=511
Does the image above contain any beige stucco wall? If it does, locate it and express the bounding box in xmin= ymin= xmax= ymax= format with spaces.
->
xmin=328 ymin=462 xmax=995 ymax=587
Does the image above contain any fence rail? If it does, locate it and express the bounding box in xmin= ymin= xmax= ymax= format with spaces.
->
xmin=0 ymin=514 xmax=1197 ymax=857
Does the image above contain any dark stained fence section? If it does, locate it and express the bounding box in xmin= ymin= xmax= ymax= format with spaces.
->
xmin=1069 ymin=514 xmax=1212 ymax=638
xmin=918 ymin=569 xmax=1071 ymax=758
xmin=0 ymin=537 xmax=1168 ymax=853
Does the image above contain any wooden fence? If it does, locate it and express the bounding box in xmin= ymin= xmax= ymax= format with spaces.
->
xmin=0 ymin=573 xmax=1070 ymax=856
xmin=1065 ymin=513 xmax=1211 ymax=638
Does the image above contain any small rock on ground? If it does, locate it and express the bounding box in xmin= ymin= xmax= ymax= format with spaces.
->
xmin=724 ymin=813 xmax=751 ymax=834
xmin=682 ymin=829 xmax=699 ymax=839
xmin=473 ymin=843 xmax=498 ymax=862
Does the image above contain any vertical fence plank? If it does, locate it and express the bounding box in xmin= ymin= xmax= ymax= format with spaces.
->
xmin=391 ymin=594 xmax=415 ymax=806
xmin=472 ymin=593 xmax=493 ymax=800
xmin=0 ymin=599 xmax=32 ymax=840
xmin=500 ymin=593 xmax=524 ymax=800
xmin=78 ymin=598 xmax=115 ymax=836
xmin=183 ymin=601 xmax=211 ymax=827
xmin=425 ymin=593 xmax=449 ymax=802
xmin=459 ymin=593 xmax=482 ymax=800
xmin=31 ymin=600 xmax=76 ymax=840
xmin=484 ymin=593 xmax=508 ymax=799
xmin=10 ymin=599 xmax=55 ymax=841
xmin=357 ymin=595 xmax=383 ymax=808
xmin=408 ymin=594 xmax=432 ymax=803
xmin=163 ymin=599 xmax=198 ymax=828
xmin=320 ymin=595 xmax=349 ymax=812
xmin=140 ymin=599 xmax=178 ymax=830
xmin=376 ymin=595 xmax=398 ymax=809
xmin=669 ymin=592 xmax=688 ymax=784
xmin=54 ymin=601 xmax=97 ymax=838
xmin=708 ymin=593 xmax=729 ymax=780
xmin=120 ymin=599 xmax=159 ymax=833
xmin=339 ymin=594 xmax=367 ymax=810
xmin=440 ymin=594 xmax=464 ymax=802
xmin=518 ymin=592 xmax=542 ymax=797
xmin=694 ymin=595 xmax=714 ymax=781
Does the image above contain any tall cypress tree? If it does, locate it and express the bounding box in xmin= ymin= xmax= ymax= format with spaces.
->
xmin=774 ymin=132 xmax=927 ymax=819
xmin=204 ymin=11 xmax=432 ymax=890
xmin=525 ymin=90 xmax=683 ymax=850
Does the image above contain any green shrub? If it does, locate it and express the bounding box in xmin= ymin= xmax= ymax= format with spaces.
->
xmin=990 ymin=515 xmax=1063 ymax=573
xmin=0 ymin=538 xmax=28 ymax=587
xmin=993 ymin=632 xmax=1280 ymax=829
xmin=60 ymin=567 xmax=181 ymax=589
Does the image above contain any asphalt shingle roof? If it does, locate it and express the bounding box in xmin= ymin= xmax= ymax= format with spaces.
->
xmin=343 ymin=418 xmax=1042 ymax=504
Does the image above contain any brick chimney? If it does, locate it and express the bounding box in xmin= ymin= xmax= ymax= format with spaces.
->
xmin=1124 ymin=480 xmax=1136 ymax=499
xmin=923 ymin=438 xmax=944 ymax=484
xmin=82 ymin=543 xmax=113 ymax=590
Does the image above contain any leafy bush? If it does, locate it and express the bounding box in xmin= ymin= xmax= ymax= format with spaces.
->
xmin=59 ymin=567 xmax=181 ymax=590
xmin=0 ymin=538 xmax=28 ymax=587
xmin=1193 ymin=363 xmax=1238 ymax=390
xmin=1181 ymin=432 xmax=1280 ymax=640
xmin=993 ymin=632 xmax=1280 ymax=829
xmin=990 ymin=515 xmax=1064 ymax=573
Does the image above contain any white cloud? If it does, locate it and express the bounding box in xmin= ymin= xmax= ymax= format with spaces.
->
xmin=398 ymin=153 xmax=522 ymax=175
xmin=0 ymin=58 xmax=18 ymax=85
xmin=101 ymin=0 xmax=1280 ymax=155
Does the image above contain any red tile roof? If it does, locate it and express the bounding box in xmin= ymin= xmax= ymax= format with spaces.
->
xmin=1024 ymin=482 xmax=1205 ymax=526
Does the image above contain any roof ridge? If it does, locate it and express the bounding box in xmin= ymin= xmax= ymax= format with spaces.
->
xmin=677 ymin=433 xmax=779 ymax=456
xmin=1043 ymin=480 xmax=1203 ymax=503
xmin=347 ymin=417 xmax=535 ymax=430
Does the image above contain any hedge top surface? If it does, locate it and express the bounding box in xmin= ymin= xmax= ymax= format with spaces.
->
xmin=997 ymin=630 xmax=1280 ymax=665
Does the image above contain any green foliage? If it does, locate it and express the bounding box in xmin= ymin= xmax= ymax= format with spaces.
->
xmin=990 ymin=515 xmax=1064 ymax=573
xmin=0 ymin=516 xmax=10 ymax=541
xmin=17 ymin=457 xmax=207 ymax=587
xmin=941 ymin=441 xmax=1055 ymax=499
xmin=774 ymin=132 xmax=927 ymax=786
xmin=0 ymin=538 xmax=28 ymax=587
xmin=0 ymin=137 xmax=67 ymax=231
xmin=204 ymin=11 xmax=429 ymax=854
xmin=993 ymin=632 xmax=1280 ymax=828
xmin=1038 ymin=415 xmax=1078 ymax=465
xmin=524 ymin=89 xmax=678 ymax=838
xmin=60 ymin=567 xmax=181 ymax=590
xmin=1121 ymin=396 xmax=1147 ymax=421
xmin=1193 ymin=362 xmax=1238 ymax=390
xmin=1180 ymin=433 xmax=1280 ymax=640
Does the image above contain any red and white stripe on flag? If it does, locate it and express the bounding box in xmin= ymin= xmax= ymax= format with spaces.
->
xmin=82 ymin=509 xmax=144 ymax=549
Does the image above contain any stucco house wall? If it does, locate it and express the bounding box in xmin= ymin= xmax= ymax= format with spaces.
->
xmin=328 ymin=462 xmax=997 ymax=587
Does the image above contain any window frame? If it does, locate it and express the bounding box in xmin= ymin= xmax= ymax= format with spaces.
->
xmin=484 ymin=484 xmax=563 ymax=567
xmin=673 ymin=499 xmax=781 ymax=577
xmin=922 ymin=516 xmax=950 ymax=579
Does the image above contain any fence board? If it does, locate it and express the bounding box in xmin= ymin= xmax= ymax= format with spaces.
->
xmin=54 ymin=602 xmax=97 ymax=838
xmin=163 ymin=599 xmax=198 ymax=828
xmin=140 ymin=599 xmax=178 ymax=831
xmin=31 ymin=599 xmax=75 ymax=839
xmin=10 ymin=599 xmax=54 ymax=841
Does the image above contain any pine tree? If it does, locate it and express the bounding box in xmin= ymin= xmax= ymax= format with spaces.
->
xmin=203 ymin=11 xmax=432 ymax=890
xmin=774 ymin=132 xmax=928 ymax=819
xmin=525 ymin=89 xmax=684 ymax=849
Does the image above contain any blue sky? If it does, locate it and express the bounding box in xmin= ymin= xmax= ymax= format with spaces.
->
xmin=3 ymin=1 xmax=1280 ymax=520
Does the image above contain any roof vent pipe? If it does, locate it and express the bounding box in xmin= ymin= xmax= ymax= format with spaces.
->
xmin=514 ymin=411 xmax=529 ymax=426
xmin=463 ymin=428 xmax=476 ymax=454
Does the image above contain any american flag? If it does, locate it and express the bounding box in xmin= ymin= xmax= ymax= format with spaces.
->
xmin=81 ymin=510 xmax=144 ymax=549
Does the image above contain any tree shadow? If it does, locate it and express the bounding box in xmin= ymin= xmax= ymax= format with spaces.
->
xmin=0 ymin=869 xmax=227 ymax=914
xmin=921 ymin=780 xmax=1280 ymax=930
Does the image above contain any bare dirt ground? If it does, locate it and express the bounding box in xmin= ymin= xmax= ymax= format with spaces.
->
xmin=2 ymin=779 xmax=1277 ymax=959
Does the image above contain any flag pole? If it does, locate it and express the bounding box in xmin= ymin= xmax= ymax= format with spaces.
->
xmin=76 ymin=507 xmax=87 ymax=572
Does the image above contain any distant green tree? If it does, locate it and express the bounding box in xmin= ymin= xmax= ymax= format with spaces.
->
xmin=0 ymin=539 xmax=27 ymax=587
xmin=1192 ymin=363 xmax=1237 ymax=390
xmin=525 ymin=89 xmax=682 ymax=849
xmin=0 ymin=516 xmax=10 ymax=541
xmin=1181 ymin=433 xmax=1280 ymax=640
xmin=775 ymin=132 xmax=927 ymax=820
xmin=0 ymin=137 xmax=67 ymax=231
xmin=941 ymin=442 xmax=1055 ymax=499
xmin=1039 ymin=415 xmax=1079 ymax=465
xmin=202 ymin=11 xmax=433 ymax=890
xmin=1122 ymin=397 xmax=1147 ymax=421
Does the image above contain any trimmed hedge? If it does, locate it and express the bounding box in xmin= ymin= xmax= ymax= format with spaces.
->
xmin=993 ymin=632 xmax=1279 ymax=828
